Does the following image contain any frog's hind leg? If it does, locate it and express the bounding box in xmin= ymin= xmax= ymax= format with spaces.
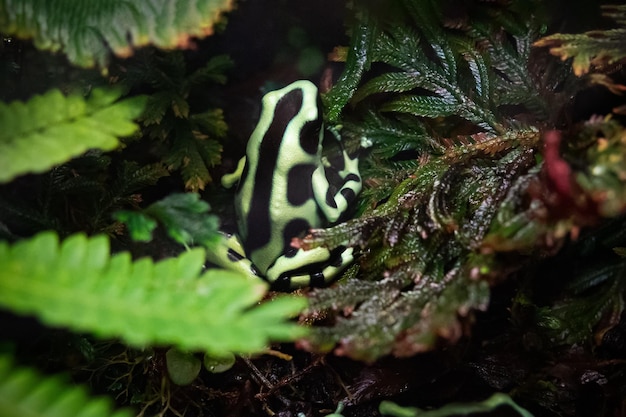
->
xmin=313 ymin=129 xmax=365 ymax=223
xmin=312 ymin=155 xmax=362 ymax=223
xmin=266 ymin=246 xmax=354 ymax=290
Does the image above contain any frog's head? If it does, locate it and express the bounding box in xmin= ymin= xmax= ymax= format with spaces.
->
xmin=260 ymin=80 xmax=322 ymax=155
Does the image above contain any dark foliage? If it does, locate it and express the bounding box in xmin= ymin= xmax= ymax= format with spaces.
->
xmin=3 ymin=0 xmax=626 ymax=416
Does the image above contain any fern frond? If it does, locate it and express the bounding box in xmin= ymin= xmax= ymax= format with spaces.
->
xmin=534 ymin=5 xmax=626 ymax=76
xmin=330 ymin=0 xmax=547 ymax=148
xmin=0 ymin=353 xmax=132 ymax=417
xmin=0 ymin=88 xmax=146 ymax=184
xmin=353 ymin=72 xmax=424 ymax=101
xmin=322 ymin=8 xmax=378 ymax=121
xmin=84 ymin=161 xmax=170 ymax=231
xmin=115 ymin=193 xmax=220 ymax=246
xmin=381 ymin=95 xmax=459 ymax=118
xmin=462 ymin=47 xmax=492 ymax=108
xmin=536 ymin=264 xmax=625 ymax=345
xmin=192 ymin=109 xmax=228 ymax=139
xmin=535 ymin=29 xmax=626 ymax=77
xmin=124 ymin=50 xmax=228 ymax=190
xmin=141 ymin=91 xmax=172 ymax=126
xmin=343 ymin=110 xmax=440 ymax=159
xmin=348 ymin=8 xmax=502 ymax=133
xmin=0 ymin=0 xmax=234 ymax=68
xmin=165 ymin=129 xmax=223 ymax=191
xmin=472 ymin=21 xmax=542 ymax=113
xmin=401 ymin=0 xmax=461 ymax=80
xmin=187 ymin=55 xmax=233 ymax=86
xmin=300 ymin=134 xmax=543 ymax=360
xmin=110 ymin=162 xmax=170 ymax=200
xmin=0 ymin=191 xmax=59 ymax=233
xmin=0 ymin=232 xmax=308 ymax=355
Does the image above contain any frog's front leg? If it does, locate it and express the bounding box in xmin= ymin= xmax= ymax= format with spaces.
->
xmin=220 ymin=156 xmax=246 ymax=189
xmin=266 ymin=246 xmax=355 ymax=290
xmin=205 ymin=232 xmax=262 ymax=283
xmin=312 ymin=150 xmax=362 ymax=223
xmin=208 ymin=233 xmax=354 ymax=289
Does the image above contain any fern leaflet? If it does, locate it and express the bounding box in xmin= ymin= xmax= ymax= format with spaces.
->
xmin=114 ymin=192 xmax=221 ymax=246
xmin=0 ymin=232 xmax=308 ymax=356
xmin=0 ymin=0 xmax=234 ymax=68
xmin=0 ymin=353 xmax=132 ymax=417
xmin=322 ymin=7 xmax=378 ymax=122
xmin=0 ymin=88 xmax=146 ymax=183
xmin=130 ymin=52 xmax=230 ymax=191
xmin=535 ymin=5 xmax=626 ymax=76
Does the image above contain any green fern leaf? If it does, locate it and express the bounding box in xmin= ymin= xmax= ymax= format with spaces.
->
xmin=343 ymin=110 xmax=439 ymax=159
xmin=471 ymin=21 xmax=546 ymax=115
xmin=370 ymin=27 xmax=424 ymax=72
xmin=400 ymin=0 xmax=462 ymax=80
xmin=0 ymin=88 xmax=146 ymax=184
xmin=0 ymin=232 xmax=308 ymax=355
xmin=462 ymin=48 xmax=492 ymax=107
xmin=187 ymin=55 xmax=233 ymax=86
xmin=196 ymin=136 xmax=223 ymax=169
xmin=352 ymin=72 xmax=423 ymax=104
xmin=347 ymin=10 xmax=502 ymax=133
xmin=125 ymin=51 xmax=228 ymax=190
xmin=330 ymin=0 xmax=545 ymax=139
xmin=114 ymin=210 xmax=157 ymax=242
xmin=381 ymin=95 xmax=459 ymax=118
xmin=0 ymin=353 xmax=132 ymax=417
xmin=109 ymin=161 xmax=170 ymax=200
xmin=0 ymin=0 xmax=234 ymax=68
xmin=165 ymin=129 xmax=223 ymax=191
xmin=115 ymin=193 xmax=221 ymax=246
xmin=191 ymin=109 xmax=228 ymax=139
xmin=141 ymin=91 xmax=172 ymax=126
xmin=322 ymin=9 xmax=378 ymax=121
xmin=535 ymin=5 xmax=626 ymax=77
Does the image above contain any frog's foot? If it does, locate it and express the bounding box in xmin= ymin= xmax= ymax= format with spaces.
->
xmin=266 ymin=246 xmax=354 ymax=290
xmin=205 ymin=232 xmax=260 ymax=283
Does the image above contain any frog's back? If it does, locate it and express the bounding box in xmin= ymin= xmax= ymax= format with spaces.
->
xmin=236 ymin=80 xmax=324 ymax=274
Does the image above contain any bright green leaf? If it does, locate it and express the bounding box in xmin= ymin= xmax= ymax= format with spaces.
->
xmin=0 ymin=232 xmax=309 ymax=356
xmin=0 ymin=353 xmax=133 ymax=417
xmin=144 ymin=193 xmax=220 ymax=246
xmin=113 ymin=211 xmax=158 ymax=242
xmin=0 ymin=88 xmax=146 ymax=183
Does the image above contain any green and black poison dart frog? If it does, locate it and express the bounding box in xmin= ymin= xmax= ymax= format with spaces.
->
xmin=211 ymin=80 xmax=364 ymax=290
